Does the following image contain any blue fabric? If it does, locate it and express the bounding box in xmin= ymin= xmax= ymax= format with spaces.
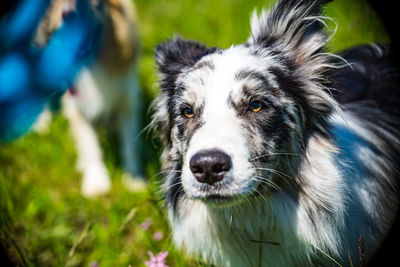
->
xmin=0 ymin=0 xmax=100 ymax=141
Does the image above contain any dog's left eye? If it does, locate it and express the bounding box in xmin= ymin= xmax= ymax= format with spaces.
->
xmin=183 ymin=107 xmax=194 ymax=118
xmin=249 ymin=101 xmax=263 ymax=112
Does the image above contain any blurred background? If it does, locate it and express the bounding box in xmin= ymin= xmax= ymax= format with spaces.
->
xmin=0 ymin=0 xmax=389 ymax=266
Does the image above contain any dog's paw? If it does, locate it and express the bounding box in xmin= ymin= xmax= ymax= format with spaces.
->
xmin=122 ymin=173 xmax=147 ymax=192
xmin=33 ymin=108 xmax=52 ymax=134
xmin=81 ymin=163 xmax=111 ymax=197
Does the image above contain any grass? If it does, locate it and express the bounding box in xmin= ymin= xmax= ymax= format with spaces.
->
xmin=0 ymin=0 xmax=388 ymax=266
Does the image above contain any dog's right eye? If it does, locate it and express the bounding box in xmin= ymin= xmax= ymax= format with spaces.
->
xmin=249 ymin=101 xmax=263 ymax=113
xmin=183 ymin=107 xmax=194 ymax=118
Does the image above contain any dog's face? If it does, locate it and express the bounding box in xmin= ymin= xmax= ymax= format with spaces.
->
xmin=158 ymin=46 xmax=300 ymax=205
xmin=154 ymin=0 xmax=337 ymax=207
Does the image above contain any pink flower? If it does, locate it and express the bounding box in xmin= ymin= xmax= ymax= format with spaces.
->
xmin=141 ymin=218 xmax=152 ymax=230
xmin=144 ymin=251 xmax=169 ymax=267
xmin=153 ymin=231 xmax=163 ymax=241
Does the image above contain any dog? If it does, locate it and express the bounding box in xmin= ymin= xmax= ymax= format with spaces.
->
xmin=152 ymin=0 xmax=400 ymax=266
xmin=34 ymin=0 xmax=145 ymax=197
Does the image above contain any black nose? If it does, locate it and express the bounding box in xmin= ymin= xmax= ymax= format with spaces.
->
xmin=189 ymin=149 xmax=232 ymax=185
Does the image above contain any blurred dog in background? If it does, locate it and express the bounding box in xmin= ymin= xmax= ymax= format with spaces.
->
xmin=34 ymin=0 xmax=145 ymax=197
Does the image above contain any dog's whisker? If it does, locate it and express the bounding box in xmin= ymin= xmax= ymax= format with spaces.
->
xmin=254 ymin=167 xmax=296 ymax=191
xmin=164 ymin=180 xmax=184 ymax=192
xmin=148 ymin=169 xmax=182 ymax=182
xmin=253 ymin=175 xmax=282 ymax=192
xmin=170 ymin=179 xmax=184 ymax=205
xmin=249 ymin=152 xmax=301 ymax=162
xmin=252 ymin=187 xmax=266 ymax=202
xmin=254 ymin=167 xmax=295 ymax=181
xmin=134 ymin=123 xmax=152 ymax=141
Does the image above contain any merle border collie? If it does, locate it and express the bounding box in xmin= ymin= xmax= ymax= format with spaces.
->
xmin=152 ymin=0 xmax=400 ymax=265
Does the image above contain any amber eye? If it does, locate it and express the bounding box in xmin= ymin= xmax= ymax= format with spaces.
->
xmin=183 ymin=107 xmax=194 ymax=118
xmin=249 ymin=101 xmax=263 ymax=112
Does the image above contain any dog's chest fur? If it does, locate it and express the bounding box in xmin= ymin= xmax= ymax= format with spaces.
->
xmin=170 ymin=134 xmax=340 ymax=267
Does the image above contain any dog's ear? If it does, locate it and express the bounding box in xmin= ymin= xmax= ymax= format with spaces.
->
xmin=248 ymin=0 xmax=339 ymax=125
xmin=248 ymin=0 xmax=332 ymax=66
xmin=155 ymin=36 xmax=217 ymax=90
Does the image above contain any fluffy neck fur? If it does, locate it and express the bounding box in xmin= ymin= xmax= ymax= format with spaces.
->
xmin=169 ymin=131 xmax=344 ymax=267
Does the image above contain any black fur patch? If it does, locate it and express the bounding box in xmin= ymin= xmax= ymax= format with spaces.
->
xmin=331 ymin=44 xmax=400 ymax=118
xmin=155 ymin=37 xmax=218 ymax=91
xmin=192 ymin=60 xmax=215 ymax=71
xmin=165 ymin=161 xmax=184 ymax=210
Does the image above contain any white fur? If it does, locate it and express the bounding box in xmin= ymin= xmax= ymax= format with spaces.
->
xmin=179 ymin=48 xmax=270 ymax=198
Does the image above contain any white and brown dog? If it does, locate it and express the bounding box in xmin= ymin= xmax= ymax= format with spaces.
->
xmin=152 ymin=0 xmax=400 ymax=266
xmin=35 ymin=0 xmax=145 ymax=197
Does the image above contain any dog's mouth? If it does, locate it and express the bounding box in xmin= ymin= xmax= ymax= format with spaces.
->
xmin=191 ymin=190 xmax=249 ymax=207
xmin=200 ymin=195 xmax=244 ymax=207
xmin=182 ymin=175 xmax=258 ymax=207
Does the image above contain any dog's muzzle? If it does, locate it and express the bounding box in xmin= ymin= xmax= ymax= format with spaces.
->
xmin=189 ymin=149 xmax=232 ymax=185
